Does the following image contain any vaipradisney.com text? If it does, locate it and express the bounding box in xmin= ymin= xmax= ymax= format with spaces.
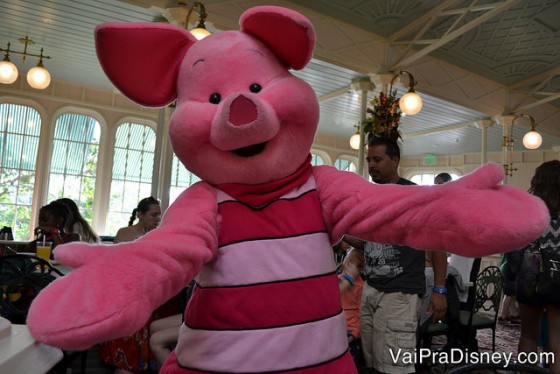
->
xmin=390 ymin=348 xmax=555 ymax=367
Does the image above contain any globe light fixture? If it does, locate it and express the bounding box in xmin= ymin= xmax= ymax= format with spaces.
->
xmin=0 ymin=54 xmax=18 ymax=84
xmin=503 ymin=113 xmax=543 ymax=176
xmin=512 ymin=114 xmax=542 ymax=150
xmin=391 ymin=70 xmax=422 ymax=115
xmin=186 ymin=2 xmax=211 ymax=40
xmin=27 ymin=52 xmax=51 ymax=89
xmin=0 ymin=37 xmax=52 ymax=89
xmin=349 ymin=129 xmax=361 ymax=150
xmin=523 ymin=130 xmax=542 ymax=149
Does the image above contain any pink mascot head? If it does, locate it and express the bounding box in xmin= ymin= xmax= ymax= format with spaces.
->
xmin=96 ymin=6 xmax=319 ymax=185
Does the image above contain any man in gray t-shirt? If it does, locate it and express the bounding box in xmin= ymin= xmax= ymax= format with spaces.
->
xmin=358 ymin=138 xmax=426 ymax=374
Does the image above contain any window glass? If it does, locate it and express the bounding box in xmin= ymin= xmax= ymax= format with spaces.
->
xmin=409 ymin=172 xmax=460 ymax=185
xmin=334 ymin=158 xmax=357 ymax=172
xmin=48 ymin=113 xmax=100 ymax=223
xmin=169 ymin=154 xmax=201 ymax=204
xmin=311 ymin=153 xmax=325 ymax=166
xmin=0 ymin=103 xmax=41 ymax=240
xmin=106 ymin=122 xmax=155 ymax=235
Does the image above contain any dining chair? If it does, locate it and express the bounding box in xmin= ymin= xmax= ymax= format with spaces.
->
xmin=457 ymin=265 xmax=503 ymax=352
xmin=0 ymin=254 xmax=62 ymax=324
xmin=417 ymin=272 xmax=463 ymax=350
xmin=459 ymin=257 xmax=481 ymax=311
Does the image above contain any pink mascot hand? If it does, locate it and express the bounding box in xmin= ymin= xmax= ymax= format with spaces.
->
xmin=27 ymin=182 xmax=219 ymax=350
xmin=447 ymin=162 xmax=503 ymax=189
xmin=314 ymin=163 xmax=549 ymax=257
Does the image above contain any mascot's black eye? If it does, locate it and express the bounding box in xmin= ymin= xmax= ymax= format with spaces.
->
xmin=249 ymin=83 xmax=262 ymax=93
xmin=209 ymin=93 xmax=221 ymax=104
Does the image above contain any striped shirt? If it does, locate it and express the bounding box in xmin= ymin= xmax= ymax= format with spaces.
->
xmin=172 ymin=162 xmax=355 ymax=373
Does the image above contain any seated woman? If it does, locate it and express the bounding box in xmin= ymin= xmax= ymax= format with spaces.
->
xmin=114 ymin=196 xmax=161 ymax=243
xmin=149 ymin=283 xmax=193 ymax=366
xmin=99 ymin=197 xmax=179 ymax=373
xmin=56 ymin=198 xmax=99 ymax=243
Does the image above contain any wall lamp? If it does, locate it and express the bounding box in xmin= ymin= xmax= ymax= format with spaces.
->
xmin=503 ymin=113 xmax=542 ymax=176
xmin=349 ymin=125 xmax=361 ymax=150
xmin=0 ymin=36 xmax=52 ymax=89
xmin=390 ymin=70 xmax=422 ymax=115
xmin=186 ymin=2 xmax=211 ymax=40
xmin=514 ymin=114 xmax=543 ymax=150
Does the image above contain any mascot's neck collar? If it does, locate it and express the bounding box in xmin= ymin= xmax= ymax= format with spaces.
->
xmin=216 ymin=155 xmax=312 ymax=207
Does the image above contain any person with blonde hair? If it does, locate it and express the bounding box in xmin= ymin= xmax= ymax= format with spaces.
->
xmin=338 ymin=242 xmax=365 ymax=365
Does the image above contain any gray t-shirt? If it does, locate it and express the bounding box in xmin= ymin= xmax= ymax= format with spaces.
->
xmin=362 ymin=241 xmax=425 ymax=295
xmin=361 ymin=177 xmax=425 ymax=295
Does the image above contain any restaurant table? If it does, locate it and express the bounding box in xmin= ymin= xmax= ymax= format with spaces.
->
xmin=0 ymin=240 xmax=32 ymax=256
xmin=0 ymin=317 xmax=63 ymax=373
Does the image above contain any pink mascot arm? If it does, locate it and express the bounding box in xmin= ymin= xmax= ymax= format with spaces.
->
xmin=27 ymin=182 xmax=219 ymax=350
xmin=313 ymin=163 xmax=549 ymax=257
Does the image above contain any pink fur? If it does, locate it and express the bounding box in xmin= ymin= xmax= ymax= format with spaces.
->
xmin=95 ymin=23 xmax=196 ymax=106
xmin=313 ymin=163 xmax=550 ymax=257
xmin=27 ymin=183 xmax=219 ymax=350
xmin=27 ymin=5 xmax=549 ymax=371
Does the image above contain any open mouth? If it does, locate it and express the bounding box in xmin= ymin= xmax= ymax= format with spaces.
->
xmin=232 ymin=142 xmax=267 ymax=157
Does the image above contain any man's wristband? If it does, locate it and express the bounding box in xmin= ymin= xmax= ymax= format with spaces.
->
xmin=342 ymin=273 xmax=354 ymax=286
xmin=432 ymin=286 xmax=448 ymax=295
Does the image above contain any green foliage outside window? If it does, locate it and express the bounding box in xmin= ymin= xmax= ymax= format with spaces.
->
xmin=0 ymin=103 xmax=40 ymax=240
xmin=47 ymin=113 xmax=100 ymax=226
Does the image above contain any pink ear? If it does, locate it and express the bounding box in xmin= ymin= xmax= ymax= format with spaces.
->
xmin=240 ymin=6 xmax=315 ymax=70
xmin=95 ymin=23 xmax=197 ymax=107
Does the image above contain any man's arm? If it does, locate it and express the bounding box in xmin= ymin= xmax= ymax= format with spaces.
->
xmin=341 ymin=235 xmax=365 ymax=251
xmin=429 ymin=250 xmax=448 ymax=322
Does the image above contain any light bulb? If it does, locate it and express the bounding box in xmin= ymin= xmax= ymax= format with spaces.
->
xmin=399 ymin=91 xmax=422 ymax=115
xmin=190 ymin=27 xmax=211 ymax=40
xmin=27 ymin=65 xmax=51 ymax=89
xmin=0 ymin=59 xmax=18 ymax=84
xmin=522 ymin=130 xmax=542 ymax=149
xmin=349 ymin=132 xmax=361 ymax=150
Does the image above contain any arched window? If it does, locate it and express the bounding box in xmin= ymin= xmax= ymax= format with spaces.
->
xmin=409 ymin=172 xmax=460 ymax=185
xmin=48 ymin=113 xmax=101 ymax=224
xmin=311 ymin=152 xmax=325 ymax=166
xmin=105 ymin=122 xmax=155 ymax=235
xmin=169 ymin=154 xmax=201 ymax=204
xmin=334 ymin=158 xmax=358 ymax=172
xmin=0 ymin=103 xmax=41 ymax=240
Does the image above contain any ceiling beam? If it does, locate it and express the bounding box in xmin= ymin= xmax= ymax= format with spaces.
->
xmin=508 ymin=67 xmax=560 ymax=90
xmin=402 ymin=120 xmax=484 ymax=139
xmin=388 ymin=0 xmax=460 ymax=42
xmin=513 ymin=93 xmax=560 ymax=112
xmin=318 ymin=85 xmax=351 ymax=103
xmin=391 ymin=0 xmax=521 ymax=70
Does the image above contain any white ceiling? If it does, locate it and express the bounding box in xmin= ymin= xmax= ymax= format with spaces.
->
xmin=1 ymin=0 xmax=560 ymax=156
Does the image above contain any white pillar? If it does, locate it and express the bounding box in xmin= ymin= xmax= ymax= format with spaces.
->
xmin=473 ymin=119 xmax=494 ymax=165
xmin=350 ymin=78 xmax=374 ymax=178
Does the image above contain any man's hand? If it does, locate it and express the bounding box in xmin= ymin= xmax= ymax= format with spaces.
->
xmin=428 ymin=292 xmax=447 ymax=323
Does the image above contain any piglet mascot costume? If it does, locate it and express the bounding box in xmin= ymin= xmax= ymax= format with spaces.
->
xmin=28 ymin=5 xmax=548 ymax=374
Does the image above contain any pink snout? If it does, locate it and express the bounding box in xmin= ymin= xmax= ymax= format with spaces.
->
xmin=230 ymin=95 xmax=257 ymax=126
xmin=210 ymin=93 xmax=279 ymax=151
